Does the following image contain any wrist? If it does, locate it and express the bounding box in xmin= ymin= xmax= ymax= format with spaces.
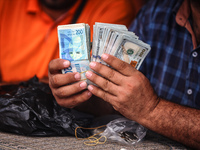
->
xmin=137 ymin=96 xmax=162 ymax=128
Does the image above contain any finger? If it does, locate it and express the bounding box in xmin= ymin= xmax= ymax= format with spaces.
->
xmin=88 ymin=85 xmax=118 ymax=106
xmin=88 ymin=62 xmax=125 ymax=85
xmin=57 ymin=90 xmax=92 ymax=108
xmin=86 ymin=71 xmax=118 ymax=95
xmin=49 ymin=72 xmax=81 ymax=88
xmin=101 ymin=54 xmax=136 ymax=76
xmin=48 ymin=58 xmax=70 ymax=74
xmin=53 ymin=81 xmax=88 ymax=98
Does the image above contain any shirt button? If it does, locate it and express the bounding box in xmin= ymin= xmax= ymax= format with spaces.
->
xmin=187 ymin=89 xmax=193 ymax=95
xmin=192 ymin=51 xmax=198 ymax=57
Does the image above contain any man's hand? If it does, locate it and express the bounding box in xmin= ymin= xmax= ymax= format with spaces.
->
xmin=48 ymin=58 xmax=92 ymax=108
xmin=86 ymin=54 xmax=160 ymax=122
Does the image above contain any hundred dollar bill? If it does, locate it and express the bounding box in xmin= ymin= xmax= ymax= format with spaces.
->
xmin=57 ymin=23 xmax=90 ymax=81
xmin=110 ymin=33 xmax=138 ymax=56
xmin=114 ymin=37 xmax=151 ymax=70
xmin=100 ymin=31 xmax=138 ymax=65
xmin=92 ymin=22 xmax=128 ymax=62
xmin=92 ymin=25 xmax=104 ymax=62
xmin=85 ymin=24 xmax=91 ymax=61
xmin=98 ymin=26 xmax=128 ymax=59
xmin=97 ymin=26 xmax=128 ymax=62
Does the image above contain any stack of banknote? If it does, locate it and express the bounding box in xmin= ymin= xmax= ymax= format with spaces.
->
xmin=57 ymin=23 xmax=151 ymax=83
xmin=57 ymin=23 xmax=91 ymax=80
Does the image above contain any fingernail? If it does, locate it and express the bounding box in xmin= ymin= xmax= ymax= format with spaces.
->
xmin=101 ymin=54 xmax=108 ymax=60
xmin=88 ymin=85 xmax=93 ymax=91
xmin=63 ymin=61 xmax=70 ymax=67
xmin=86 ymin=71 xmax=92 ymax=78
xmin=74 ymin=73 xmax=81 ymax=80
xmin=80 ymin=81 xmax=87 ymax=88
xmin=88 ymin=91 xmax=92 ymax=97
xmin=89 ymin=62 xmax=96 ymax=68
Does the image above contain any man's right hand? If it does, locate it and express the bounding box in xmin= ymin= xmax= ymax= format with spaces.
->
xmin=48 ymin=58 xmax=92 ymax=108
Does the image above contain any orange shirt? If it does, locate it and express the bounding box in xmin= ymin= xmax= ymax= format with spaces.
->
xmin=0 ymin=0 xmax=137 ymax=83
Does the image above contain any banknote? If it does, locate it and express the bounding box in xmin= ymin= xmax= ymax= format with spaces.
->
xmin=97 ymin=25 xmax=128 ymax=62
xmin=114 ymin=38 xmax=150 ymax=70
xmin=92 ymin=22 xmax=128 ymax=62
xmin=62 ymin=60 xmax=90 ymax=81
xmin=58 ymin=23 xmax=90 ymax=80
xmin=100 ymin=31 xmax=139 ymax=65
xmin=98 ymin=26 xmax=128 ymax=57
xmin=92 ymin=24 xmax=104 ymax=61
xmin=58 ymin=23 xmax=90 ymax=61
xmin=85 ymin=24 xmax=91 ymax=61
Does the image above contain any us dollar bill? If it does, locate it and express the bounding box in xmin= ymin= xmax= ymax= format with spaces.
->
xmin=100 ymin=30 xmax=138 ymax=64
xmin=92 ymin=22 xmax=128 ymax=62
xmin=114 ymin=36 xmax=150 ymax=70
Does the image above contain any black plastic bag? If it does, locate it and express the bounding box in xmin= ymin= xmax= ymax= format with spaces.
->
xmin=0 ymin=76 xmax=93 ymax=137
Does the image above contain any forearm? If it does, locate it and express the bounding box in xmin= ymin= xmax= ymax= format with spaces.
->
xmin=139 ymin=98 xmax=200 ymax=149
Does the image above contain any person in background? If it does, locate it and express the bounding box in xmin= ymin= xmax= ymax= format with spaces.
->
xmin=0 ymin=0 xmax=145 ymax=84
xmin=48 ymin=0 xmax=200 ymax=149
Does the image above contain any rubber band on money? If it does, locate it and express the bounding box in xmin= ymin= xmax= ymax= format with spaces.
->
xmin=79 ymin=71 xmax=88 ymax=81
xmin=80 ymin=71 xmax=88 ymax=74
xmin=75 ymin=125 xmax=107 ymax=146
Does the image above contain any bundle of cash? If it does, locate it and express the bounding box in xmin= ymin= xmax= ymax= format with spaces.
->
xmin=57 ymin=22 xmax=151 ymax=83
xmin=92 ymin=22 xmax=151 ymax=70
xmin=57 ymin=23 xmax=90 ymax=81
